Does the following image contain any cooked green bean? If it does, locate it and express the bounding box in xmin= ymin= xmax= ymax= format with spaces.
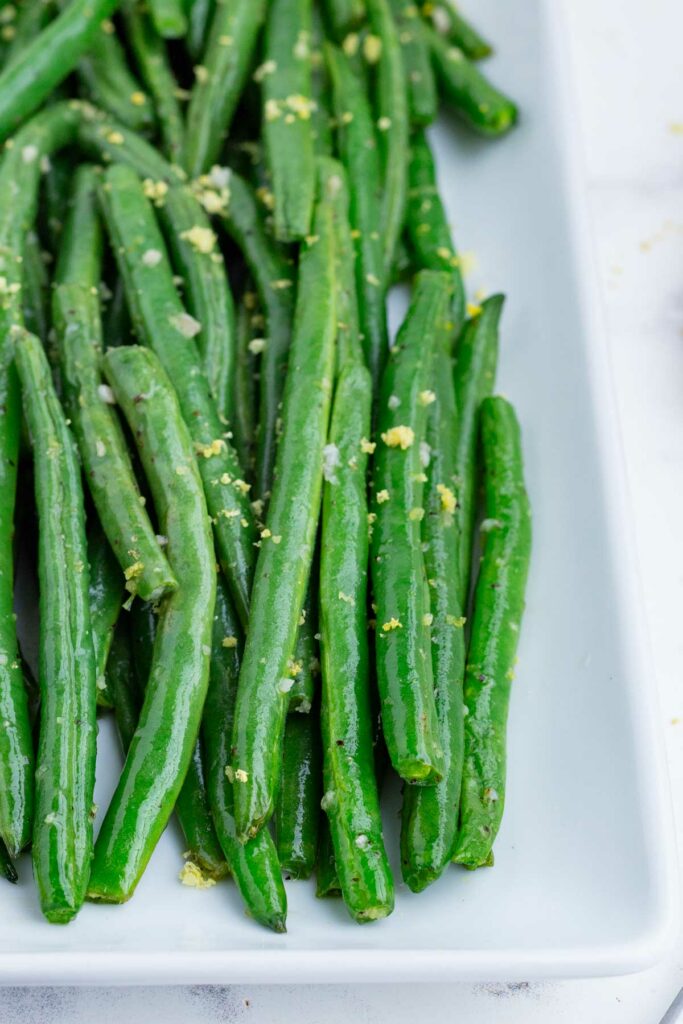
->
xmin=454 ymin=396 xmax=531 ymax=869
xmin=315 ymin=818 xmax=341 ymax=898
xmin=0 ymin=0 xmax=120 ymax=139
xmin=287 ymin=588 xmax=319 ymax=712
xmin=366 ymin=0 xmax=409 ymax=279
xmin=97 ymin=162 xmax=255 ymax=626
xmin=88 ymin=525 xmax=124 ymax=708
xmin=390 ymin=0 xmax=437 ymax=126
xmin=232 ymin=286 xmax=259 ymax=478
xmin=318 ymin=157 xmax=363 ymax=370
xmin=452 ymin=294 xmax=503 ymax=605
xmin=275 ymin=710 xmax=321 ymax=879
xmin=406 ymin=128 xmax=465 ymax=335
xmin=371 ymin=270 xmax=451 ymax=786
xmin=232 ymin=168 xmax=336 ymax=841
xmin=321 ymin=362 xmax=394 ymax=922
xmin=184 ymin=0 xmax=266 ymax=178
xmin=4 ymin=0 xmax=55 ymax=65
xmin=421 ymin=1 xmax=492 ymax=61
xmin=203 ymin=575 xmax=288 ymax=932
xmin=106 ymin=616 xmax=139 ymax=751
xmin=77 ymin=19 xmax=154 ymax=133
xmin=261 ymin=0 xmax=315 ymax=241
xmin=400 ymin=336 xmax=465 ymax=891
xmin=320 ymin=0 xmax=365 ymax=38
xmin=186 ymin=0 xmax=214 ymax=60
xmin=103 ymin=275 xmax=133 ymax=347
xmin=89 ymin=344 xmax=216 ymax=902
xmin=16 ymin=328 xmax=97 ymax=924
xmin=325 ymin=43 xmax=387 ymax=386
xmin=54 ymin=163 xmax=177 ymax=605
xmin=22 ymin=230 xmax=50 ymax=343
xmin=124 ymin=5 xmax=185 ymax=164
xmin=426 ymin=24 xmax=517 ymax=136
xmin=0 ymin=838 xmax=18 ymax=884
xmin=148 ymin=0 xmax=186 ymax=38
xmin=219 ymin=170 xmax=294 ymax=499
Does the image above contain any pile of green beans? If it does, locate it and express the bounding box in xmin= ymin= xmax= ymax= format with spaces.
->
xmin=0 ymin=0 xmax=530 ymax=931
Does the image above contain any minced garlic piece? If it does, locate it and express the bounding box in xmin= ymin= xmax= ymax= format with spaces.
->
xmin=376 ymin=489 xmax=390 ymax=504
xmin=408 ymin=507 xmax=424 ymax=521
xmin=179 ymin=861 xmax=216 ymax=889
xmin=419 ymin=389 xmax=436 ymax=406
xmin=363 ymin=34 xmax=382 ymax=63
xmin=436 ymin=483 xmax=457 ymax=514
xmin=381 ymin=425 xmax=415 ymax=450
xmin=180 ymin=225 xmax=217 ymax=255
xmin=222 ymin=636 xmax=238 ymax=648
xmin=248 ymin=337 xmax=266 ymax=354
xmin=466 ymin=301 xmax=482 ymax=317
xmin=142 ymin=179 xmax=168 ymax=206
xmin=142 ymin=248 xmax=163 ymax=267
xmin=382 ymin=618 xmax=402 ymax=632
xmin=130 ymin=91 xmax=147 ymax=107
xmin=360 ymin=437 xmax=376 ymax=454
xmin=446 ymin=615 xmax=466 ymax=628
xmin=169 ymin=312 xmax=202 ymax=338
xmin=422 ymin=612 xmax=434 ymax=626
xmin=124 ymin=561 xmax=144 ymax=581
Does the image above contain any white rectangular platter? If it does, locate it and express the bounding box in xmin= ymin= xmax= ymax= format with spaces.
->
xmin=1 ymin=0 xmax=677 ymax=984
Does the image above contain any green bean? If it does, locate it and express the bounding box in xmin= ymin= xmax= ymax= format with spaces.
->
xmin=453 ymin=396 xmax=532 ymax=869
xmin=452 ymin=294 xmax=503 ymax=606
xmin=53 ymin=165 xmax=177 ymax=605
xmin=97 ymin=162 xmax=255 ymax=626
xmin=406 ymin=128 xmax=465 ymax=335
xmin=186 ymin=0 xmax=214 ymax=61
xmin=325 ymin=43 xmax=387 ymax=387
xmin=320 ymin=0 xmax=365 ymax=38
xmin=218 ymin=170 xmax=294 ymax=499
xmin=4 ymin=0 xmax=56 ymax=65
xmin=124 ymin=5 xmax=185 ymax=164
xmin=390 ymin=234 xmax=413 ymax=285
xmin=22 ymin=230 xmax=49 ymax=343
xmin=77 ymin=19 xmax=155 ymax=133
xmin=89 ymin=344 xmax=216 ymax=902
xmin=287 ymin=586 xmax=318 ymax=711
xmin=106 ymin=616 xmax=139 ymax=751
xmin=390 ymin=0 xmax=437 ymax=126
xmin=88 ymin=525 xmax=124 ymax=709
xmin=320 ymin=362 xmax=394 ymax=922
xmin=103 ymin=275 xmax=133 ymax=347
xmin=371 ymin=270 xmax=451 ymax=785
xmin=261 ymin=0 xmax=315 ymax=242
xmin=15 ymin=328 xmax=97 ymax=924
xmin=318 ymin=157 xmax=362 ymax=370
xmin=315 ymin=818 xmax=341 ymax=898
xmin=232 ymin=287 xmax=259 ymax=478
xmin=0 ymin=0 xmax=120 ymax=139
xmin=366 ymin=0 xmax=409 ymax=280
xmin=426 ymin=25 xmax=517 ymax=136
xmin=0 ymin=104 xmax=79 ymax=860
xmin=275 ymin=710 xmax=321 ymax=879
xmin=232 ymin=167 xmax=336 ymax=841
xmin=0 ymin=838 xmax=18 ymax=884
xmin=203 ymin=575 xmax=288 ymax=932
xmin=421 ymin=1 xmax=492 ymax=61
xmin=184 ymin=0 xmax=266 ymax=178
xmin=400 ymin=337 xmax=465 ymax=891
xmin=148 ymin=0 xmax=186 ymax=38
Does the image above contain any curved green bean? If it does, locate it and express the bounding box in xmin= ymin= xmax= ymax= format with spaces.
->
xmin=400 ymin=338 xmax=465 ymax=891
xmin=426 ymin=24 xmax=517 ymax=136
xmin=321 ymin=362 xmax=394 ymax=922
xmin=454 ymin=396 xmax=532 ymax=869
xmin=232 ymin=167 xmax=336 ymax=841
xmin=275 ymin=710 xmax=321 ymax=879
xmin=88 ymin=525 xmax=124 ymax=708
xmin=184 ymin=0 xmax=266 ymax=178
xmin=97 ymin=162 xmax=255 ymax=626
xmin=262 ymin=0 xmax=315 ymax=242
xmin=390 ymin=0 xmax=437 ymax=126
xmin=148 ymin=0 xmax=186 ymax=38
xmin=89 ymin=344 xmax=216 ymax=902
xmin=371 ymin=270 xmax=451 ymax=785
xmin=203 ymin=575 xmax=288 ymax=932
xmin=325 ymin=43 xmax=387 ymax=386
xmin=406 ymin=128 xmax=465 ymax=335
xmin=421 ymin=2 xmax=492 ymax=61
xmin=0 ymin=0 xmax=120 ymax=139
xmin=16 ymin=329 xmax=97 ymax=924
xmin=77 ymin=20 xmax=155 ymax=132
xmin=452 ymin=294 xmax=503 ymax=605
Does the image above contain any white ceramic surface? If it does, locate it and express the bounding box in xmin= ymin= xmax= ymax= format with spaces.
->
xmin=1 ymin=0 xmax=678 ymax=986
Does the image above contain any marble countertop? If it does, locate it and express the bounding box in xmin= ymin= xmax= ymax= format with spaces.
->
xmin=2 ymin=0 xmax=681 ymax=1020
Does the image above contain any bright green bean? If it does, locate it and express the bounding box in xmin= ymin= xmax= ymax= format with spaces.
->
xmin=77 ymin=18 xmax=155 ymax=132
xmin=148 ymin=0 xmax=186 ymax=38
xmin=320 ymin=0 xmax=365 ymax=38
xmin=318 ymin=157 xmax=363 ymax=371
xmin=232 ymin=286 xmax=259 ymax=478
xmin=4 ymin=0 xmax=56 ymax=65
xmin=186 ymin=0 xmax=214 ymax=60
xmin=315 ymin=818 xmax=341 ymax=898
xmin=421 ymin=1 xmax=492 ymax=61
xmin=390 ymin=0 xmax=437 ymax=126
xmin=454 ymin=396 xmax=532 ymax=869
xmin=125 ymin=5 xmax=185 ymax=164
xmin=287 ymin=588 xmax=319 ymax=712
xmin=22 ymin=230 xmax=49 ymax=343
xmin=88 ymin=525 xmax=124 ymax=708
xmin=275 ymin=710 xmax=321 ymax=879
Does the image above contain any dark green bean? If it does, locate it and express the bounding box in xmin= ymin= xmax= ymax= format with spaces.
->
xmin=16 ymin=329 xmax=97 ymax=924
xmin=89 ymin=344 xmax=216 ymax=902
xmin=88 ymin=525 xmax=124 ymax=708
xmin=0 ymin=838 xmax=18 ymax=884
xmin=232 ymin=286 xmax=259 ymax=478
xmin=186 ymin=0 xmax=214 ymax=61
xmin=454 ymin=396 xmax=532 ymax=869
xmin=287 ymin=588 xmax=319 ymax=713
xmin=390 ymin=0 xmax=437 ymax=126
xmin=232 ymin=166 xmax=336 ymax=841
xmin=320 ymin=0 xmax=365 ymax=38
xmin=315 ymin=818 xmax=341 ymax=898
xmin=106 ymin=616 xmax=139 ymax=751
xmin=22 ymin=230 xmax=49 ymax=343
xmin=371 ymin=270 xmax=451 ymax=785
xmin=320 ymin=362 xmax=394 ymax=922
xmin=421 ymin=1 xmax=492 ymax=61
xmin=275 ymin=710 xmax=321 ymax=879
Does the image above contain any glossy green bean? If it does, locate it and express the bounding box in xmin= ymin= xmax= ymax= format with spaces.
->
xmin=125 ymin=5 xmax=185 ymax=164
xmin=88 ymin=525 xmax=124 ymax=708
xmin=318 ymin=157 xmax=363 ymax=371
xmin=452 ymin=294 xmax=503 ymax=606
xmin=203 ymin=575 xmax=288 ymax=932
xmin=366 ymin=0 xmax=409 ymax=279
xmin=219 ymin=170 xmax=294 ymax=500
xmin=148 ymin=0 xmax=186 ymax=38
xmin=315 ymin=818 xmax=341 ymax=898
xmin=232 ymin=287 xmax=259 ymax=478
xmin=421 ymin=1 xmax=492 ymax=61
xmin=232 ymin=168 xmax=336 ymax=841
xmin=400 ymin=338 xmax=465 ymax=891
xmin=427 ymin=24 xmax=517 ymax=136
xmin=16 ymin=329 xmax=97 ymax=924
xmin=0 ymin=0 xmax=120 ymax=139
xmin=184 ymin=0 xmax=266 ymax=178
xmin=54 ymin=164 xmax=177 ymax=605
xmin=390 ymin=0 xmax=437 ymax=126
xmin=325 ymin=43 xmax=387 ymax=387
xmin=406 ymin=128 xmax=465 ymax=335
xmin=320 ymin=0 xmax=365 ymax=38
xmin=22 ymin=230 xmax=49 ymax=343
xmin=89 ymin=344 xmax=216 ymax=902
xmin=454 ymin=396 xmax=531 ymax=869
xmin=97 ymin=162 xmax=255 ymax=626
xmin=262 ymin=0 xmax=315 ymax=241
xmin=275 ymin=710 xmax=321 ymax=879
xmin=0 ymin=838 xmax=18 ymax=884
xmin=371 ymin=270 xmax=451 ymax=785
xmin=321 ymin=362 xmax=394 ymax=922
xmin=287 ymin=589 xmax=319 ymax=712
xmin=77 ymin=19 xmax=154 ymax=132
xmin=106 ymin=616 xmax=139 ymax=751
